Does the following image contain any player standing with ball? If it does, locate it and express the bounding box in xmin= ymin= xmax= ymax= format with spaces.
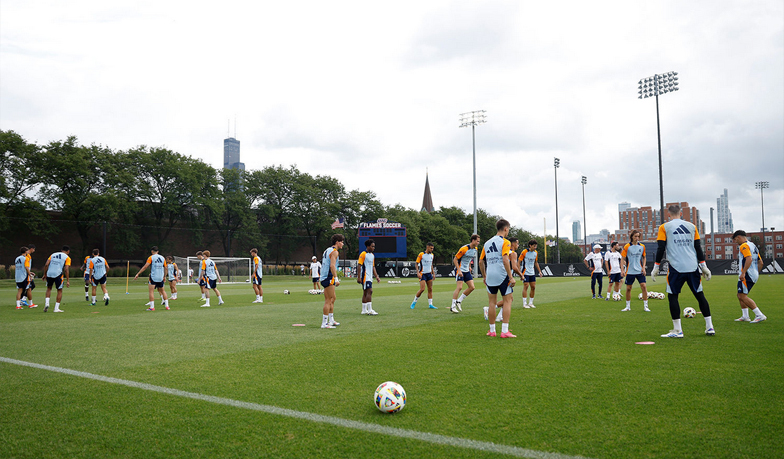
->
xmin=320 ymin=234 xmax=344 ymax=329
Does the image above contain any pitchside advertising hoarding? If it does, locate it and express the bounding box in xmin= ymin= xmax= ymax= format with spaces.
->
xmin=358 ymin=219 xmax=407 ymax=258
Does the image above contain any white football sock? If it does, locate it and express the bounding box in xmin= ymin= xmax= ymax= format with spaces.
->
xmin=705 ymin=316 xmax=714 ymax=329
xmin=458 ymin=294 xmax=466 ymax=302
xmin=328 ymin=313 xmax=334 ymax=323
xmin=322 ymin=314 xmax=328 ymax=327
xmin=501 ymin=323 xmax=509 ymax=333
xmin=672 ymin=318 xmax=682 ymax=332
xmin=428 ymin=299 xmax=433 ymax=306
xmin=489 ymin=324 xmax=496 ymax=333
xmin=92 ymin=296 xmax=96 ymax=303
xmin=626 ymin=300 xmax=631 ymax=307
xmin=742 ymin=308 xmax=750 ymax=319
xmin=522 ymin=298 xmax=528 ymax=305
xmin=644 ymin=300 xmax=649 ymax=308
xmin=753 ymin=307 xmax=764 ymax=318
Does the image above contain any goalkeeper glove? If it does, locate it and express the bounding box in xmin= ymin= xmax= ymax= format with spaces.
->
xmin=699 ymin=261 xmax=711 ymax=280
xmin=651 ymin=263 xmax=659 ymax=281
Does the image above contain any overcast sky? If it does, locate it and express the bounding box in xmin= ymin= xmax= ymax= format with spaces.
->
xmin=2 ymin=0 xmax=782 ymax=239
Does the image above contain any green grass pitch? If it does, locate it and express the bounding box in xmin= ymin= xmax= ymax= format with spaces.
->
xmin=1 ymin=274 xmax=782 ymax=459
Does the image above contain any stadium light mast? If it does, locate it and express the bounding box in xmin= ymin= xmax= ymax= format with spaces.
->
xmin=756 ymin=181 xmax=769 ymax=257
xmin=581 ymin=176 xmax=588 ymax=256
xmin=554 ymin=157 xmax=561 ymax=263
xmin=460 ymin=110 xmax=487 ymax=276
xmin=638 ymin=71 xmax=679 ymax=225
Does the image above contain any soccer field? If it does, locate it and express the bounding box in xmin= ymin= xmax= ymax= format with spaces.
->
xmin=1 ymin=275 xmax=782 ymax=459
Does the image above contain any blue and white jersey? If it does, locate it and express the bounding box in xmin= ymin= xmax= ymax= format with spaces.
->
xmin=739 ymin=241 xmax=761 ymax=283
xmin=622 ymin=244 xmax=646 ymax=275
xmin=455 ymin=245 xmax=478 ymax=272
xmin=90 ymin=256 xmax=108 ymax=279
xmin=147 ymin=254 xmax=167 ymax=282
xmin=203 ymin=259 xmax=218 ymax=280
xmin=520 ymin=249 xmax=539 ymax=276
xmin=417 ymin=252 xmax=434 ymax=274
xmin=320 ymin=246 xmax=337 ymax=281
xmin=481 ymin=235 xmax=512 ymax=286
xmin=46 ymin=252 xmax=71 ymax=278
xmin=167 ymin=262 xmax=178 ymax=281
xmin=657 ymin=219 xmax=699 ymax=272
xmin=358 ymin=251 xmax=375 ymax=283
xmin=15 ymin=255 xmax=29 ymax=282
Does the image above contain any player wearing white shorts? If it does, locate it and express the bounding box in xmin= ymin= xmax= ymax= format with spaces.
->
xmin=479 ymin=219 xmax=517 ymax=338
xmin=731 ymin=230 xmax=766 ymax=323
xmin=89 ymin=249 xmax=110 ymax=306
xmin=603 ymin=242 xmax=623 ymax=300
xmin=652 ymin=204 xmax=714 ymax=338
xmin=451 ymin=234 xmax=480 ymax=313
xmin=358 ymin=239 xmax=381 ymax=315
xmin=42 ymin=246 xmax=72 ymax=313
xmin=134 ymin=246 xmax=170 ymax=311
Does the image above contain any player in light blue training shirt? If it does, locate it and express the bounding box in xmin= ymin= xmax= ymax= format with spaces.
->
xmin=42 ymin=245 xmax=72 ymax=312
xmin=478 ymin=219 xmax=516 ymax=338
xmin=88 ymin=248 xmax=110 ymax=306
xmin=134 ymin=246 xmax=169 ymax=311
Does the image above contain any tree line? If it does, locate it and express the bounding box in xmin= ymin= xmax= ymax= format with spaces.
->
xmin=1 ymin=130 xmax=585 ymax=264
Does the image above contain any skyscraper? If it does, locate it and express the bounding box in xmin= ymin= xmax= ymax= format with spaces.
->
xmin=223 ymin=137 xmax=245 ymax=170
xmin=572 ymin=221 xmax=581 ymax=244
xmin=716 ymin=188 xmax=733 ymax=233
xmin=618 ymin=202 xmax=631 ymax=213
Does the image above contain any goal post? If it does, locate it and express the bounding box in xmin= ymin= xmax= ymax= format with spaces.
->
xmin=174 ymin=256 xmax=252 ymax=285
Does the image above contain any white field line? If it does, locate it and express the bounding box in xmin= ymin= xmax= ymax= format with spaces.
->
xmin=1 ymin=356 xmax=592 ymax=459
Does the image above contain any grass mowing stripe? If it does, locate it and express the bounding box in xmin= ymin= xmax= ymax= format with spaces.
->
xmin=0 ymin=356 xmax=593 ymax=459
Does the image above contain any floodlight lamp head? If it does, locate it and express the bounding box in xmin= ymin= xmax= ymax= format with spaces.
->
xmin=554 ymin=157 xmax=560 ymax=167
xmin=581 ymin=176 xmax=587 ymax=184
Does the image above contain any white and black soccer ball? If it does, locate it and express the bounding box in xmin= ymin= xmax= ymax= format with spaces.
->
xmin=683 ymin=307 xmax=696 ymax=318
xmin=283 ymin=289 xmax=290 ymax=295
xmin=637 ymin=293 xmax=643 ymax=300
xmin=374 ymin=381 xmax=406 ymax=414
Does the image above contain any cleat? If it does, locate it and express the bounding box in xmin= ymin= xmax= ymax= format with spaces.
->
xmin=105 ymin=297 xmax=110 ymax=305
xmin=16 ymin=306 xmax=22 ymax=309
xmin=644 ymin=307 xmax=651 ymax=312
xmin=146 ymin=307 xmax=155 ymax=311
xmin=252 ymin=299 xmax=261 ymax=303
xmin=456 ymin=301 xmax=462 ymax=312
xmin=750 ymin=316 xmax=766 ymax=324
xmin=591 ymin=295 xmax=596 ymax=299
xmin=360 ymin=310 xmax=367 ymax=315
xmin=605 ymin=297 xmax=610 ymax=301
xmin=21 ymin=299 xmax=28 ymax=306
xmin=428 ymin=304 xmax=438 ymax=309
xmin=734 ymin=317 xmax=750 ymax=322
xmin=705 ymin=328 xmax=716 ymax=335
xmin=54 ymin=309 xmax=64 ymax=313
xmin=410 ymin=300 xmax=416 ymax=309
xmin=165 ymin=306 xmax=170 ymax=310
xmin=44 ymin=305 xmax=49 ymax=312
xmin=486 ymin=331 xmax=496 ymax=337
xmin=321 ymin=324 xmax=336 ymax=329
xmin=91 ymin=302 xmax=96 ymax=306
xmin=621 ymin=307 xmax=630 ymax=312
xmin=200 ymin=297 xmax=207 ymax=301
xmin=201 ymin=304 xmax=210 ymax=308
xmin=522 ymin=304 xmax=530 ymax=309
xmin=218 ymin=301 xmax=225 ymax=305
xmin=329 ymin=321 xmax=340 ymax=326
xmin=28 ymin=304 xmax=38 ymax=308
xmin=661 ymin=330 xmax=683 ymax=338
xmin=367 ymin=310 xmax=378 ymax=316
xmin=483 ymin=306 xmax=489 ymax=321
xmin=529 ymin=304 xmax=535 ymax=309
xmin=450 ymin=307 xmax=459 ymax=314
xmin=500 ymin=331 xmax=517 ymax=338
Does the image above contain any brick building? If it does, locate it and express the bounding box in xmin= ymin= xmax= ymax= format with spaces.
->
xmin=614 ymin=202 xmax=705 ymax=243
xmin=704 ymin=230 xmax=784 ymax=260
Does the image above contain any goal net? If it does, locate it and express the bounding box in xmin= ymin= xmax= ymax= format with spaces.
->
xmin=174 ymin=256 xmax=252 ymax=285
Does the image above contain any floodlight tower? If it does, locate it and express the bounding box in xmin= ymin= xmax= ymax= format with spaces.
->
xmin=638 ymin=71 xmax=679 ymax=225
xmin=581 ymin=176 xmax=588 ymax=256
xmin=554 ymin=157 xmax=561 ymax=263
xmin=756 ymin=181 xmax=769 ymax=257
xmin=459 ymin=110 xmax=487 ymax=275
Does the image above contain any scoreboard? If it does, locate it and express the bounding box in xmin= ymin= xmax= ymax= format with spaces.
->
xmin=357 ymin=219 xmax=407 ymax=258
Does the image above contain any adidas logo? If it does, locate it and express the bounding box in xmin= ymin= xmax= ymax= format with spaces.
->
xmin=762 ymin=260 xmax=784 ymax=273
xmin=487 ymin=242 xmax=499 ymax=253
xmin=541 ymin=266 xmax=554 ymax=276
xmin=673 ymin=224 xmax=691 ymax=235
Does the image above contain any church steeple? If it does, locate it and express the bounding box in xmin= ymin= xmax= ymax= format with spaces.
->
xmin=421 ymin=170 xmax=434 ymax=213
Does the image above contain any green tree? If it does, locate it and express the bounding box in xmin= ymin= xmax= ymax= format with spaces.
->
xmin=253 ymin=165 xmax=300 ymax=264
xmin=292 ymin=173 xmax=344 ymax=257
xmin=338 ymin=189 xmax=384 ymax=259
xmin=0 ymin=130 xmax=53 ymax=242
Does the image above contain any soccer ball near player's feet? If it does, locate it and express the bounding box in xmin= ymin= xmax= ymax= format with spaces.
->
xmin=612 ymin=292 xmax=621 ymax=301
xmin=374 ymin=381 xmax=406 ymax=413
xmin=683 ymin=307 xmax=696 ymax=318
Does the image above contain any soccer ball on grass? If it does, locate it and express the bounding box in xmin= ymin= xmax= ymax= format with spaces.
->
xmin=374 ymin=381 xmax=406 ymax=413
xmin=283 ymin=290 xmax=290 ymax=295
xmin=683 ymin=307 xmax=696 ymax=318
